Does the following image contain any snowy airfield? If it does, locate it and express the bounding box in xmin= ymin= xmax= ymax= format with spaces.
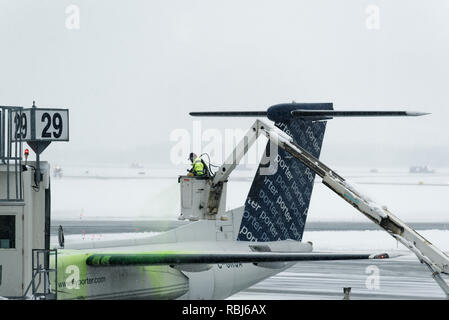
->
xmin=50 ymin=164 xmax=449 ymax=299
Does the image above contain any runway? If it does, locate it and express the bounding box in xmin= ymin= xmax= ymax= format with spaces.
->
xmin=228 ymin=256 xmax=446 ymax=300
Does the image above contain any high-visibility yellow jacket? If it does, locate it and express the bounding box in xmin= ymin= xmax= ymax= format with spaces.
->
xmin=192 ymin=157 xmax=205 ymax=176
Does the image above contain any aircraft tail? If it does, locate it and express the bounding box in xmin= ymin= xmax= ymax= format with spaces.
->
xmin=237 ymin=103 xmax=332 ymax=242
xmin=190 ymin=102 xmax=424 ymax=242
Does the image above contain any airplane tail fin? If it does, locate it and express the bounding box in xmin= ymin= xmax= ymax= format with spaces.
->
xmin=190 ymin=102 xmax=427 ymax=243
xmin=237 ymin=103 xmax=332 ymax=242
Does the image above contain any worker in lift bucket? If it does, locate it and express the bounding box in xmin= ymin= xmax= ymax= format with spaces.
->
xmin=188 ymin=152 xmax=206 ymax=177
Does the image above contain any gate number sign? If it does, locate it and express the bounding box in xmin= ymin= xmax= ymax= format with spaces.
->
xmin=12 ymin=108 xmax=69 ymax=142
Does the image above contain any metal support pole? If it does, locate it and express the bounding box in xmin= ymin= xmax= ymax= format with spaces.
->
xmin=343 ymin=287 xmax=351 ymax=300
xmin=35 ymin=151 xmax=40 ymax=186
xmin=44 ymin=182 xmax=51 ymax=272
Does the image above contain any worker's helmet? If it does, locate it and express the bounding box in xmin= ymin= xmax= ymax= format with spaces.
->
xmin=188 ymin=152 xmax=196 ymax=162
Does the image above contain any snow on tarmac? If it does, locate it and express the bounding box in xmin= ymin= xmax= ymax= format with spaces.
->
xmin=51 ymin=165 xmax=449 ymax=223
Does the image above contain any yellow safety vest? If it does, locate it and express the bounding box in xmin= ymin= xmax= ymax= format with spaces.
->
xmin=192 ymin=157 xmax=204 ymax=176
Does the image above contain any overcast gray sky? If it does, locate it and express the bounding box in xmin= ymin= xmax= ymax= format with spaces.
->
xmin=0 ymin=0 xmax=448 ymax=167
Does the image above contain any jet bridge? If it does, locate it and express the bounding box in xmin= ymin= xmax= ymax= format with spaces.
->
xmin=204 ymin=118 xmax=449 ymax=298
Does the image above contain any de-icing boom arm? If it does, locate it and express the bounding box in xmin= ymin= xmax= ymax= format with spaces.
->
xmin=255 ymin=119 xmax=449 ymax=298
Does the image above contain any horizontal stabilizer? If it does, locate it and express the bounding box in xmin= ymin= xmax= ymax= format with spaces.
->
xmin=190 ymin=104 xmax=429 ymax=122
xmin=291 ymin=110 xmax=430 ymax=119
xmin=86 ymin=251 xmax=390 ymax=267
xmin=189 ymin=111 xmax=267 ymax=117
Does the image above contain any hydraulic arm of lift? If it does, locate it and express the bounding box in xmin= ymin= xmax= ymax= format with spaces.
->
xmin=209 ymin=119 xmax=449 ymax=298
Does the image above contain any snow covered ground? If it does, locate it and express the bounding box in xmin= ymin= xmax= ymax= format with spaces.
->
xmin=50 ymin=231 xmax=161 ymax=246
xmin=303 ymin=229 xmax=449 ymax=253
xmin=229 ymin=256 xmax=448 ymax=300
xmin=50 ymin=164 xmax=449 ymax=223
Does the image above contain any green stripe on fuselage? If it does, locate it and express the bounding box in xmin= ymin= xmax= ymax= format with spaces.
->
xmin=86 ymin=251 xmax=188 ymax=266
xmin=50 ymin=250 xmax=189 ymax=300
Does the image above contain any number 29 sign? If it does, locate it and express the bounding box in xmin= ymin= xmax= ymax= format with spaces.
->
xmin=12 ymin=108 xmax=69 ymax=142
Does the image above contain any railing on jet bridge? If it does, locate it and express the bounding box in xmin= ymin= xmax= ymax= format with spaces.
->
xmin=0 ymin=106 xmax=24 ymax=201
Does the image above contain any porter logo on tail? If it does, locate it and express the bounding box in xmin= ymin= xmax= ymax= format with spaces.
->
xmin=238 ymin=103 xmax=331 ymax=242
